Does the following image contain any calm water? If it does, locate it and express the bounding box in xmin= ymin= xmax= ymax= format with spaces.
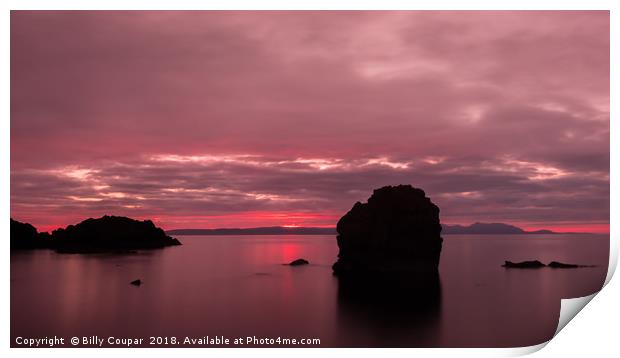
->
xmin=11 ymin=234 xmax=608 ymax=348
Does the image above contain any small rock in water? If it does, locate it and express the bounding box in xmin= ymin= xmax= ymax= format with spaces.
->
xmin=130 ymin=279 xmax=142 ymax=286
xmin=502 ymin=260 xmax=545 ymax=268
xmin=288 ymin=258 xmax=309 ymax=266
xmin=548 ymin=261 xmax=579 ymax=268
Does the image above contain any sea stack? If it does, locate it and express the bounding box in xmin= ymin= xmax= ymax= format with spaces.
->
xmin=332 ymin=185 xmax=443 ymax=276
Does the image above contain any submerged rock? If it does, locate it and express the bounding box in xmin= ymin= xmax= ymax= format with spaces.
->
xmin=547 ymin=261 xmax=580 ymax=268
xmin=332 ymin=185 xmax=443 ymax=276
xmin=502 ymin=260 xmax=545 ymax=268
xmin=50 ymin=215 xmax=182 ymax=253
xmin=130 ymin=279 xmax=142 ymax=286
xmin=288 ymin=258 xmax=309 ymax=266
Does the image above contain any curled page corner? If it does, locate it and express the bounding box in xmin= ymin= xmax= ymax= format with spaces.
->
xmin=511 ymin=293 xmax=600 ymax=357
xmin=554 ymin=293 xmax=597 ymax=337
xmin=504 ymin=341 xmax=549 ymax=356
xmin=546 ymin=230 xmax=617 ymax=339
xmin=517 ymin=236 xmax=615 ymax=355
xmin=604 ymin=232 xmax=618 ymax=286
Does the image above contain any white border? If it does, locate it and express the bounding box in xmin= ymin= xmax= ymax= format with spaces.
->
xmin=3 ymin=1 xmax=616 ymax=357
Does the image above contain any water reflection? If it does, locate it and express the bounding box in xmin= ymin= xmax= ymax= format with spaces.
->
xmin=11 ymin=235 xmax=608 ymax=348
xmin=336 ymin=272 xmax=442 ymax=347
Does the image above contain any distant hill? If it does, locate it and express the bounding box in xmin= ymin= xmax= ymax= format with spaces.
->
xmin=525 ymin=229 xmax=557 ymax=235
xmin=167 ymin=223 xmax=559 ymax=236
xmin=166 ymin=226 xmax=337 ymax=236
xmin=442 ymin=222 xmax=558 ymax=235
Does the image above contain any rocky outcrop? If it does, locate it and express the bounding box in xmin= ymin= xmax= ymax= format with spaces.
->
xmin=332 ymin=185 xmax=443 ymax=276
xmin=547 ymin=261 xmax=580 ymax=268
xmin=10 ymin=218 xmax=50 ymax=250
xmin=288 ymin=258 xmax=309 ymax=266
xmin=502 ymin=260 xmax=545 ymax=268
xmin=50 ymin=215 xmax=181 ymax=253
xmin=503 ymin=260 xmax=588 ymax=269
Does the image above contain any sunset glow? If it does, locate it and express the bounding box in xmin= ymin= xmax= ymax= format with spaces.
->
xmin=10 ymin=11 xmax=609 ymax=233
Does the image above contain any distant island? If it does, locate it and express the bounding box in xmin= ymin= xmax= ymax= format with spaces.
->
xmin=166 ymin=222 xmax=565 ymax=236
xmin=442 ymin=222 xmax=559 ymax=235
xmin=166 ymin=227 xmax=337 ymax=236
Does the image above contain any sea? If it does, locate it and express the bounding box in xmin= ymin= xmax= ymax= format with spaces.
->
xmin=10 ymin=234 xmax=609 ymax=348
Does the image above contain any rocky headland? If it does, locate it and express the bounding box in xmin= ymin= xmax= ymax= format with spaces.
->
xmin=10 ymin=215 xmax=181 ymax=253
xmin=10 ymin=219 xmax=51 ymax=250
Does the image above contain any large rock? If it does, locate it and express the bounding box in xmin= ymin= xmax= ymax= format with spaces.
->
xmin=332 ymin=185 xmax=443 ymax=276
xmin=50 ymin=215 xmax=181 ymax=253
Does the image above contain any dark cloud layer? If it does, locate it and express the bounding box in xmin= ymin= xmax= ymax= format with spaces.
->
xmin=10 ymin=11 xmax=609 ymax=232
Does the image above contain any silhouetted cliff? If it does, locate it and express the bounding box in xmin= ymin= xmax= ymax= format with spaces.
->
xmin=10 ymin=218 xmax=50 ymax=250
xmin=333 ymin=185 xmax=443 ymax=276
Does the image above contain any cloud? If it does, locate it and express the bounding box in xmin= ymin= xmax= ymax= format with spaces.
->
xmin=10 ymin=152 xmax=609 ymax=232
xmin=10 ymin=11 xmax=609 ymax=232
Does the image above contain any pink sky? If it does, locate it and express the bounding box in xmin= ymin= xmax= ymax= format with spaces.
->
xmin=10 ymin=11 xmax=609 ymax=233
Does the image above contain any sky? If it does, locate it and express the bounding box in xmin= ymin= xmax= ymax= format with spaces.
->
xmin=10 ymin=11 xmax=609 ymax=233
